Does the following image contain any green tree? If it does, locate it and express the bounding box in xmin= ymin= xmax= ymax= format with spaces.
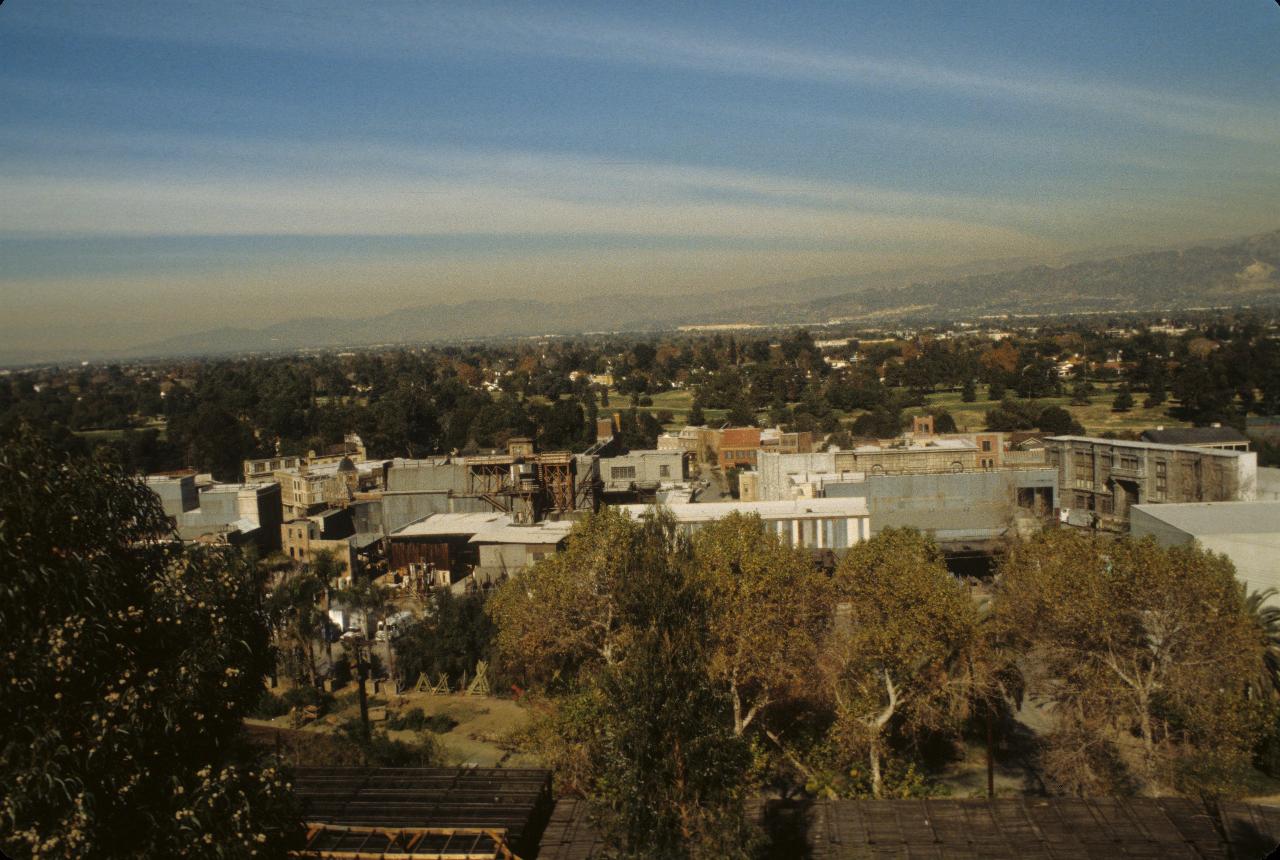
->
xmin=488 ymin=509 xmax=639 ymax=685
xmin=821 ymin=529 xmax=977 ymax=798
xmin=519 ymin=512 xmax=758 ymax=858
xmin=995 ymin=531 xmax=1263 ymax=795
xmin=395 ymin=590 xmax=494 ymax=689
xmin=1111 ymin=385 xmax=1135 ymax=413
xmin=690 ymin=514 xmax=830 ymax=737
xmin=266 ymin=565 xmax=330 ymax=686
xmin=961 ymin=378 xmax=977 ymax=403
xmin=687 ymin=398 xmax=706 ymax=427
xmin=0 ymin=430 xmax=298 ymax=858
xmin=1038 ymin=405 xmax=1084 ymax=436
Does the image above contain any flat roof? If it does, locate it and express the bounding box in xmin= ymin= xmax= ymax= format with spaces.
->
xmin=617 ymin=498 xmax=869 ymax=523
xmin=1132 ymin=501 xmax=1280 ymax=535
xmin=469 ymin=521 xmax=573 ymax=545
xmin=391 ymin=512 xmax=509 ymax=537
xmin=1141 ymin=426 xmax=1248 ymax=445
xmin=1047 ymin=435 xmax=1248 ymax=457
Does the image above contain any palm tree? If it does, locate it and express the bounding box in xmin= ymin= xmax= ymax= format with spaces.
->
xmin=265 ymin=565 xmax=328 ymax=686
xmin=1245 ymin=588 xmax=1280 ymax=699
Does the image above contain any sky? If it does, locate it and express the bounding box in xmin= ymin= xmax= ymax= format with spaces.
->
xmin=2 ymin=1 xmax=1279 ymax=356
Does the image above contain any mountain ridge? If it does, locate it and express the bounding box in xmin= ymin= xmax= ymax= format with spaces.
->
xmin=35 ymin=228 xmax=1280 ymax=363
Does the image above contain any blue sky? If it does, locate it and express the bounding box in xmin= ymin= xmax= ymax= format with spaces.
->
xmin=2 ymin=1 xmax=1278 ymax=354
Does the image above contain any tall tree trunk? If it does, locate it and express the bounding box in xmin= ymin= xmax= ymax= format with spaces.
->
xmin=869 ymin=735 xmax=883 ymax=799
xmin=1138 ymin=690 xmax=1155 ymax=775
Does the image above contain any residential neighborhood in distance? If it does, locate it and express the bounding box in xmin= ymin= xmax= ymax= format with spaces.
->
xmin=5 ymin=2 xmax=1280 ymax=857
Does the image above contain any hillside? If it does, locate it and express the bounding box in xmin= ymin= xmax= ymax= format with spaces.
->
xmin=126 ymin=229 xmax=1280 ymax=358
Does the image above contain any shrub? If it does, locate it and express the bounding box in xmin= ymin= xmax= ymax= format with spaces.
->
xmin=249 ymin=689 xmax=291 ymax=719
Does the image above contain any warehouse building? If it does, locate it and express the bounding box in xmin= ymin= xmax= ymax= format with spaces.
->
xmin=1130 ymin=501 xmax=1280 ymax=604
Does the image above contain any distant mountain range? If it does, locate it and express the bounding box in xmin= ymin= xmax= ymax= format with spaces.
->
xmin=116 ymin=228 xmax=1280 ymax=359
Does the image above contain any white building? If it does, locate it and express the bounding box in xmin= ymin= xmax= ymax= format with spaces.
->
xmin=617 ymin=498 xmax=871 ymax=550
xmin=1130 ymin=501 xmax=1280 ymax=604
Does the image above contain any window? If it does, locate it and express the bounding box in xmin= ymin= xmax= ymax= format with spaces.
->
xmin=981 ymin=440 xmax=992 ymax=452
xmin=1074 ymin=460 xmax=1092 ymax=483
xmin=610 ymin=466 xmax=636 ymax=480
xmin=659 ymin=465 xmax=670 ymax=478
xmin=1119 ymin=456 xmax=1139 ymax=471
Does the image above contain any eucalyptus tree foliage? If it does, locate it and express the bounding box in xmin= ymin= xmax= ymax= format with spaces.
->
xmin=995 ymin=529 xmax=1264 ymax=796
xmin=0 ymin=430 xmax=297 ymax=858
xmin=822 ymin=529 xmax=979 ymax=799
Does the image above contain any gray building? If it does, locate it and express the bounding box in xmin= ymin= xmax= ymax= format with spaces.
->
xmin=599 ymin=449 xmax=687 ymax=494
xmin=161 ymin=481 xmax=283 ymax=553
xmin=823 ymin=469 xmax=1057 ymax=546
xmin=381 ymin=458 xmax=491 ymax=534
xmin=145 ymin=473 xmax=199 ymax=518
xmin=1046 ymin=436 xmax=1257 ymax=529
xmin=747 ymin=451 xmax=1056 ymax=548
xmin=1130 ymin=502 xmax=1280 ymax=604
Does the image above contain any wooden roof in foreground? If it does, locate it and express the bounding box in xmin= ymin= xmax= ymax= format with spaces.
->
xmin=538 ymin=796 xmax=1280 ymax=859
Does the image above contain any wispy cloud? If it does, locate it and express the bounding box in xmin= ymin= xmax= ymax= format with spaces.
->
xmin=20 ymin=2 xmax=1280 ymax=144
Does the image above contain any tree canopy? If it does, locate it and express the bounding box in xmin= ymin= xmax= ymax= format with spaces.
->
xmin=0 ymin=429 xmax=297 ymax=858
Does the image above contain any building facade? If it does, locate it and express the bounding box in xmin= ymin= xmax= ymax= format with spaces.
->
xmin=1046 ymin=435 xmax=1257 ymax=528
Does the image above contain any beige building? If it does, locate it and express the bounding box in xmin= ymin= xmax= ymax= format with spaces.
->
xmin=281 ymin=517 xmax=358 ymax=577
xmin=1047 ymin=435 xmax=1257 ymax=528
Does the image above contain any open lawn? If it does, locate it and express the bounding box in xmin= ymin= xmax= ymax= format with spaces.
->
xmin=920 ymin=383 xmax=1186 ymax=437
xmin=248 ymin=688 xmax=538 ymax=768
xmin=621 ymin=382 xmax=1180 ymax=437
xmin=72 ymin=418 xmax=168 ymax=442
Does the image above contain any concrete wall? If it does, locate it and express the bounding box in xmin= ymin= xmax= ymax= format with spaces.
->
xmin=386 ymin=460 xmax=470 ymax=493
xmin=600 ymin=450 xmax=684 ymax=489
xmin=146 ymin=475 xmax=198 ymax=517
xmin=1260 ymin=467 xmax=1280 ymax=502
xmin=824 ymin=469 xmax=1057 ymax=543
xmin=381 ymin=492 xmax=491 ymax=535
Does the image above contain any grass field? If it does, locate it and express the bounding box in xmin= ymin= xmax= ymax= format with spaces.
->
xmin=72 ymin=418 xmax=168 ymax=442
xmin=920 ymin=383 xmax=1185 ymax=437
xmin=617 ymin=382 xmax=1183 ymax=437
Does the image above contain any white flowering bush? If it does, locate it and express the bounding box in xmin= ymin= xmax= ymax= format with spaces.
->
xmin=0 ymin=430 xmax=299 ymax=858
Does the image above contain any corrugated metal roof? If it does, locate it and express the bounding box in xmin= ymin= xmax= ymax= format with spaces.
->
xmin=391 ymin=512 xmax=509 ymax=537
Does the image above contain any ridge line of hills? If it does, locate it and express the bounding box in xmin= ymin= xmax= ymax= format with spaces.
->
xmin=88 ymin=227 xmax=1280 ymax=360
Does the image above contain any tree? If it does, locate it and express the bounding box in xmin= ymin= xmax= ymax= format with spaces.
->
xmin=690 ymin=514 xmax=830 ymax=737
xmin=507 ymin=511 xmax=758 ymax=857
xmin=725 ymin=400 xmax=756 ymax=428
xmin=1245 ymin=589 xmax=1280 ymax=700
xmin=687 ymin=398 xmax=706 ymax=427
xmin=995 ymin=530 xmax=1263 ymax=794
xmin=488 ymin=509 xmax=639 ymax=685
xmin=821 ymin=529 xmax=977 ymax=797
xmin=266 ymin=565 xmax=330 ymax=686
xmin=0 ymin=429 xmax=298 ymax=858
xmin=1038 ymin=405 xmax=1084 ymax=436
xmin=1111 ymin=385 xmax=1134 ymax=413
xmin=961 ymin=378 xmax=977 ymax=403
xmin=930 ymin=409 xmax=957 ymax=434
xmin=395 ymin=590 xmax=494 ymax=689
xmin=850 ymin=408 xmax=902 ymax=439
